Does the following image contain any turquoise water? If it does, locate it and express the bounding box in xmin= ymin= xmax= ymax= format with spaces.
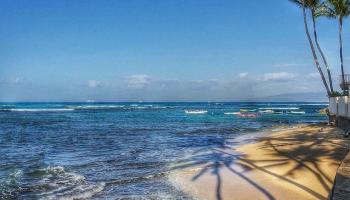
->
xmin=0 ymin=102 xmax=327 ymax=199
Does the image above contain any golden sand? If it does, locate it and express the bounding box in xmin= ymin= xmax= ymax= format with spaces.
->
xmin=169 ymin=124 xmax=350 ymax=200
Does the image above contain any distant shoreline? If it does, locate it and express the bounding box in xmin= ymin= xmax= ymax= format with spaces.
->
xmin=0 ymin=101 xmax=330 ymax=103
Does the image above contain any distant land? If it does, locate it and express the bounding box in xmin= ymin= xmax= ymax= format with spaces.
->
xmin=246 ymin=92 xmax=328 ymax=102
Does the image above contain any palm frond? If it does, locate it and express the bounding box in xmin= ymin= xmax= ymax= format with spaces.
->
xmin=289 ymin=0 xmax=314 ymax=8
xmin=324 ymin=0 xmax=350 ymax=18
xmin=289 ymin=0 xmax=322 ymax=8
xmin=314 ymin=1 xmax=336 ymax=18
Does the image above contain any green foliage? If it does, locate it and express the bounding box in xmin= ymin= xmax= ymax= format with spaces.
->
xmin=329 ymin=91 xmax=345 ymax=97
xmin=289 ymin=0 xmax=321 ymax=8
xmin=289 ymin=0 xmax=350 ymax=18
xmin=289 ymin=0 xmax=350 ymax=96
xmin=322 ymin=0 xmax=350 ymax=18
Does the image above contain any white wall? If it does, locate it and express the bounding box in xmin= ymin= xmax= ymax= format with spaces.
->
xmin=329 ymin=96 xmax=350 ymax=117
xmin=339 ymin=97 xmax=348 ymax=117
xmin=329 ymin=97 xmax=338 ymax=115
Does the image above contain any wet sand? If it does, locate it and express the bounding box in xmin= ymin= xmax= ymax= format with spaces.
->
xmin=169 ymin=124 xmax=350 ymax=200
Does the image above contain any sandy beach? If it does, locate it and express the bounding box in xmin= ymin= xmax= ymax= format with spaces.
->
xmin=169 ymin=124 xmax=350 ymax=200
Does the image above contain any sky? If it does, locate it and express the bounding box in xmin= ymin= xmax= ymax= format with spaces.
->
xmin=0 ymin=0 xmax=349 ymax=102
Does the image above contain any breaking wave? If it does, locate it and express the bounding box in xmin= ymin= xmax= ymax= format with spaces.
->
xmin=0 ymin=105 xmax=170 ymax=112
xmin=23 ymin=166 xmax=105 ymax=200
xmin=258 ymin=107 xmax=300 ymax=110
xmin=69 ymin=105 xmax=124 ymax=110
xmin=0 ymin=108 xmax=74 ymax=112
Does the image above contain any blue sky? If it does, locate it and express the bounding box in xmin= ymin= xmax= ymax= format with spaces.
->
xmin=0 ymin=0 xmax=349 ymax=101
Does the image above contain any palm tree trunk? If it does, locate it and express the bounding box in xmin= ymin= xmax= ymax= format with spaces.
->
xmin=312 ymin=14 xmax=334 ymax=93
xmin=302 ymin=3 xmax=331 ymax=96
xmin=339 ymin=17 xmax=346 ymax=94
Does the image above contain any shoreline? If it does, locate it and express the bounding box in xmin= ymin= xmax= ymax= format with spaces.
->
xmin=168 ymin=123 xmax=350 ymax=200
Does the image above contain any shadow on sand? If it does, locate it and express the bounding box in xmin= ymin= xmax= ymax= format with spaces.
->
xmin=170 ymin=124 xmax=349 ymax=200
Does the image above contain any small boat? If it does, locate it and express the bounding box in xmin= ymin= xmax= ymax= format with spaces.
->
xmin=238 ymin=113 xmax=258 ymax=118
xmin=259 ymin=109 xmax=275 ymax=114
xmin=185 ymin=110 xmax=208 ymax=114
xmin=240 ymin=109 xmax=249 ymax=113
xmin=224 ymin=112 xmax=241 ymax=115
xmin=290 ymin=111 xmax=306 ymax=115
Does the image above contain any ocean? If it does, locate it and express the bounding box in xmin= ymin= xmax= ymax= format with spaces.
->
xmin=0 ymin=102 xmax=328 ymax=199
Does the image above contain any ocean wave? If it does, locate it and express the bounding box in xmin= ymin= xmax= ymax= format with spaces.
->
xmin=0 ymin=169 xmax=23 ymax=199
xmin=258 ymin=107 xmax=300 ymax=110
xmin=130 ymin=106 xmax=148 ymax=109
xmin=153 ymin=106 xmax=167 ymax=109
xmin=40 ymin=182 xmax=105 ymax=200
xmin=184 ymin=110 xmax=208 ymax=114
xmin=0 ymin=104 xmax=14 ymax=107
xmin=24 ymin=166 xmax=105 ymax=200
xmin=33 ymin=166 xmax=66 ymax=175
xmin=299 ymin=103 xmax=328 ymax=106
xmin=69 ymin=105 xmax=124 ymax=110
xmin=0 ymin=105 xmax=170 ymax=112
xmin=107 ymin=172 xmax=167 ymax=186
xmin=0 ymin=108 xmax=74 ymax=112
xmin=127 ymin=105 xmax=168 ymax=109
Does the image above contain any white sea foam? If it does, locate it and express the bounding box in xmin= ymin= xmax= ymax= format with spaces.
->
xmin=3 ymin=108 xmax=74 ymax=112
xmin=185 ymin=110 xmax=208 ymax=114
xmin=9 ymin=169 xmax=23 ymax=178
xmin=35 ymin=166 xmax=105 ymax=200
xmin=41 ymin=182 xmax=105 ymax=200
xmin=133 ymin=106 xmax=147 ymax=109
xmin=144 ymin=105 xmax=168 ymax=109
xmin=71 ymin=105 xmax=124 ymax=109
xmin=300 ymin=103 xmax=328 ymax=106
xmin=129 ymin=105 xmax=167 ymax=109
xmin=43 ymin=166 xmax=66 ymax=173
xmin=6 ymin=169 xmax=23 ymax=185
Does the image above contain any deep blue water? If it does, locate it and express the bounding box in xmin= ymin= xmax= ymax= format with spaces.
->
xmin=0 ymin=102 xmax=328 ymax=199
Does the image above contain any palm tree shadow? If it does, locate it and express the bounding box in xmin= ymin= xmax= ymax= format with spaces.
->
xmin=170 ymin=125 xmax=349 ymax=200
xmin=172 ymin=145 xmax=276 ymax=200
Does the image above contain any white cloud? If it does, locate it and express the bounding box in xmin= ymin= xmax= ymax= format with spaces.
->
xmin=272 ymin=63 xmax=302 ymax=67
xmin=305 ymin=73 xmax=320 ymax=80
xmin=125 ymin=74 xmax=151 ymax=89
xmin=239 ymin=72 xmax=249 ymax=78
xmin=260 ymin=72 xmax=296 ymax=82
xmin=87 ymin=80 xmax=101 ymax=88
xmin=0 ymin=72 xmax=326 ymax=101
